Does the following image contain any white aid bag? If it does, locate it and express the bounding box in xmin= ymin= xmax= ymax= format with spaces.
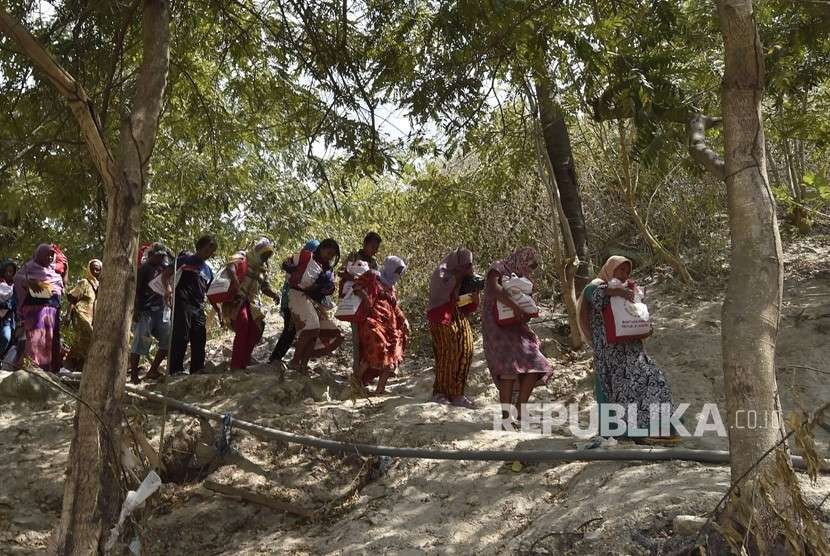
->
xmin=496 ymin=275 xmax=539 ymax=325
xmin=604 ymin=278 xmax=651 ymax=342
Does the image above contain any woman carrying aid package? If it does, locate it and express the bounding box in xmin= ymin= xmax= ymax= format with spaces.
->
xmin=482 ymin=247 xmax=553 ymax=421
xmin=576 ymin=255 xmax=675 ymax=443
xmin=427 ymin=247 xmax=479 ymax=407
xmin=286 ymin=238 xmax=344 ymax=371
xmin=353 ymin=256 xmax=409 ymax=395
xmin=224 ymin=237 xmax=280 ymax=371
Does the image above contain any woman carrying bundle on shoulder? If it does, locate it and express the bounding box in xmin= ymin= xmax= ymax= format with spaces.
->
xmin=427 ymin=248 xmax=480 ymax=407
xmin=286 ymin=238 xmax=344 ymax=371
xmin=351 ymin=255 xmax=409 ymax=394
xmin=482 ymin=247 xmax=553 ymax=422
xmin=223 ymin=237 xmax=280 ymax=371
xmin=13 ymin=244 xmax=64 ymax=372
xmin=269 ymin=239 xmax=320 ymax=367
xmin=576 ymin=256 xmax=676 ymax=444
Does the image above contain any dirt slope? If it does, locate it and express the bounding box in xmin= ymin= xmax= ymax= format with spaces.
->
xmin=1 ymin=238 xmax=829 ymax=555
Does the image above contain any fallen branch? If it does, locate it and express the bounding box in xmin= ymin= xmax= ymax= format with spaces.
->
xmin=203 ymin=480 xmax=315 ymax=518
xmin=126 ymin=418 xmax=165 ymax=472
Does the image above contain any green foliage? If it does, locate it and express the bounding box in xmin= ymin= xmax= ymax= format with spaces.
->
xmin=1 ymin=0 xmax=829 ymax=297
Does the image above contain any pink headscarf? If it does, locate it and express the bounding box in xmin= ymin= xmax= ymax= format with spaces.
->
xmin=14 ymin=244 xmax=64 ymax=306
xmin=490 ymin=247 xmax=539 ymax=277
xmin=427 ymin=248 xmax=473 ymax=311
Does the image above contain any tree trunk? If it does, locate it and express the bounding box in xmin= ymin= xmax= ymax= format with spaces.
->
xmin=783 ymin=138 xmax=811 ymax=233
xmin=1 ymin=2 xmax=171 ymax=553
xmin=531 ymin=115 xmax=583 ymax=350
xmin=716 ymin=0 xmax=800 ymax=550
xmin=534 ymin=75 xmax=592 ymax=290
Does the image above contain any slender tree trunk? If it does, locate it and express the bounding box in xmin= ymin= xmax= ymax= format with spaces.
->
xmin=1 ymin=2 xmax=170 ymax=552
xmin=618 ymin=121 xmax=692 ymax=284
xmin=717 ymin=0 xmax=799 ymax=549
xmin=783 ymin=138 xmax=810 ymax=233
xmin=534 ymin=75 xmax=592 ymax=290
xmin=531 ymin=116 xmax=583 ymax=350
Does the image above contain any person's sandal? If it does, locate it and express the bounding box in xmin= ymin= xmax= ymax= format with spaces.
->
xmin=450 ymin=395 xmax=475 ymax=409
xmin=431 ymin=393 xmax=450 ymax=404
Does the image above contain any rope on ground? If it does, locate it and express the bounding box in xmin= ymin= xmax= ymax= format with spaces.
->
xmin=109 ymin=381 xmax=828 ymax=472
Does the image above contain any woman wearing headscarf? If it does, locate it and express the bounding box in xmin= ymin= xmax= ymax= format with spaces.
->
xmin=13 ymin=244 xmax=64 ymax=372
xmin=482 ymin=247 xmax=553 ymax=420
xmin=0 ymin=259 xmax=18 ymax=358
xmin=224 ymin=237 xmax=279 ymax=371
xmin=64 ymin=259 xmax=103 ymax=371
xmin=354 ymin=255 xmax=410 ymax=394
xmin=269 ymin=239 xmax=320 ymax=366
xmin=576 ymin=256 xmax=675 ymax=442
xmin=428 ymin=248 xmax=477 ymax=406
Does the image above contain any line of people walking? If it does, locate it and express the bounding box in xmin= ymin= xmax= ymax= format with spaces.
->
xmin=1 ymin=237 xmax=675 ymax=441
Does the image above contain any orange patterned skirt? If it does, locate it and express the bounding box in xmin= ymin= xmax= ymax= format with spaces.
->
xmin=359 ymin=293 xmax=407 ymax=384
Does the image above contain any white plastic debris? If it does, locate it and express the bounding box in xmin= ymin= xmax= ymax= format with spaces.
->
xmin=600 ymin=436 xmax=618 ymax=448
xmin=105 ymin=471 xmax=162 ymax=552
xmin=574 ymin=436 xmax=618 ymax=450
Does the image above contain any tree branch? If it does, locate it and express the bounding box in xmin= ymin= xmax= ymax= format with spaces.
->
xmin=688 ymin=113 xmax=726 ymax=180
xmin=118 ymin=0 xmax=170 ymax=176
xmin=0 ymin=7 xmax=118 ymax=190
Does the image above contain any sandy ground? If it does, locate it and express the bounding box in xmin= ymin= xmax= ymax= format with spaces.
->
xmin=1 ymin=238 xmax=829 ymax=555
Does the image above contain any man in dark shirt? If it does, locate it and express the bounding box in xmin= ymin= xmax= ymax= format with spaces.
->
xmin=169 ymin=235 xmax=219 ymax=375
xmin=129 ymin=243 xmax=173 ymax=383
xmin=339 ymin=232 xmax=382 ymax=379
xmin=343 ymin=232 xmax=381 ymax=272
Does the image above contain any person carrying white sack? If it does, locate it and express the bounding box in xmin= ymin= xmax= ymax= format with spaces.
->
xmin=481 ymin=247 xmax=553 ymax=420
xmin=576 ymin=255 xmax=677 ymax=445
xmin=286 ymin=238 xmax=344 ymax=371
xmin=495 ymin=274 xmax=539 ymax=325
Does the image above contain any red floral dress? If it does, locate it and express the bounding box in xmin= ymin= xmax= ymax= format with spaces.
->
xmin=357 ymin=273 xmax=408 ymax=384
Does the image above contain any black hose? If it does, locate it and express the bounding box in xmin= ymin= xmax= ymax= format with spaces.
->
xmin=120 ymin=383 xmax=828 ymax=471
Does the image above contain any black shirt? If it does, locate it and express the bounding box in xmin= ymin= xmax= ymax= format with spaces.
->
xmin=136 ymin=262 xmax=165 ymax=314
xmin=175 ymin=254 xmax=213 ymax=308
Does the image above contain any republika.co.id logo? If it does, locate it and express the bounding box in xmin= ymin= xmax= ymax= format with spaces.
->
xmin=491 ymin=402 xmax=784 ymax=438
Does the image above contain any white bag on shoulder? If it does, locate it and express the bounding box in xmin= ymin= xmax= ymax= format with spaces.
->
xmin=496 ymin=275 xmax=539 ymax=325
xmin=297 ymin=255 xmax=323 ymax=290
xmin=0 ymin=283 xmax=12 ymax=319
xmin=0 ymin=282 xmax=12 ymax=304
xmin=206 ymin=267 xmax=233 ymax=303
